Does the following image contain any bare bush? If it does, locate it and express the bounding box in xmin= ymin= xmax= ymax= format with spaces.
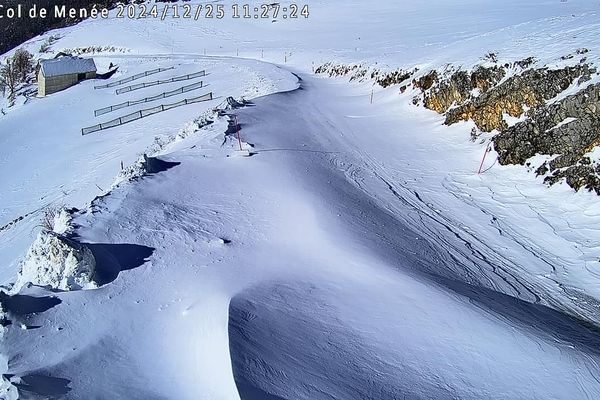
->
xmin=0 ymin=60 xmax=19 ymax=104
xmin=12 ymin=48 xmax=34 ymax=82
xmin=41 ymin=206 xmax=61 ymax=232
xmin=39 ymin=35 xmax=59 ymax=53
xmin=0 ymin=48 xmax=34 ymax=105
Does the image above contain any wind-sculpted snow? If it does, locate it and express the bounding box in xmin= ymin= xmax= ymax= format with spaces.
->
xmin=3 ymin=0 xmax=600 ymax=398
xmin=0 ymin=55 xmax=296 ymax=284
xmin=229 ymin=280 xmax=600 ymax=400
xmin=2 ymin=74 xmax=599 ymax=399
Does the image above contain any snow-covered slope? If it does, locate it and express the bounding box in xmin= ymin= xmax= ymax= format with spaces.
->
xmin=2 ymin=1 xmax=600 ymax=399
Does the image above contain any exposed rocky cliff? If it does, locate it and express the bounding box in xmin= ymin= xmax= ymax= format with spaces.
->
xmin=413 ymin=58 xmax=600 ymax=193
xmin=315 ymin=62 xmax=417 ymax=87
xmin=317 ymin=53 xmax=600 ymax=194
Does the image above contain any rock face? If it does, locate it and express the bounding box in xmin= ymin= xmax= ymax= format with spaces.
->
xmin=317 ymin=56 xmax=600 ymax=194
xmin=448 ymin=65 xmax=593 ymax=132
xmin=316 ymin=62 xmax=417 ymax=87
xmin=413 ymin=59 xmax=600 ymax=194
xmin=416 ymin=63 xmax=594 ymax=132
xmin=494 ymin=82 xmax=600 ymax=193
xmin=14 ymin=231 xmax=96 ymax=292
xmin=495 ymin=83 xmax=600 ymax=165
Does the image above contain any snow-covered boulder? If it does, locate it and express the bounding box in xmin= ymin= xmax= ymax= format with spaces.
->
xmin=13 ymin=231 xmax=96 ymax=292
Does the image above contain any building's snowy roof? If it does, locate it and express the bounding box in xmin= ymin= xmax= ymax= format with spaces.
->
xmin=40 ymin=56 xmax=97 ymax=77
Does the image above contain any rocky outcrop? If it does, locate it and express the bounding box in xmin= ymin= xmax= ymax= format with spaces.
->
xmin=315 ymin=63 xmax=369 ymax=81
xmin=317 ymin=56 xmax=600 ymax=194
xmin=372 ymin=68 xmax=418 ymax=88
xmin=447 ymin=65 xmax=593 ymax=132
xmin=495 ymin=83 xmax=600 ymax=165
xmin=417 ymin=66 xmax=507 ymax=120
xmin=493 ymin=83 xmax=600 ymax=193
xmin=415 ymin=62 xmax=594 ymax=132
xmin=315 ymin=62 xmax=417 ymax=86
xmin=413 ymin=58 xmax=600 ymax=194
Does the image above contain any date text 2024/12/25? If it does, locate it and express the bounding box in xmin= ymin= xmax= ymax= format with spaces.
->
xmin=115 ymin=3 xmax=310 ymax=20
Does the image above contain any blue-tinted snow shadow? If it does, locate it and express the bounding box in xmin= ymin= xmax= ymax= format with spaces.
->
xmin=13 ymin=374 xmax=71 ymax=398
xmin=431 ymin=274 xmax=600 ymax=358
xmin=0 ymin=292 xmax=61 ymax=315
xmin=144 ymin=156 xmax=181 ymax=175
xmin=86 ymin=243 xmax=154 ymax=286
xmin=235 ymin=383 xmax=288 ymax=400
xmin=227 ymin=283 xmax=445 ymax=400
xmin=228 ymin=278 xmax=600 ymax=400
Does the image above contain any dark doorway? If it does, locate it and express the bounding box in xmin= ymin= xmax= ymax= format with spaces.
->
xmin=77 ymin=73 xmax=86 ymax=81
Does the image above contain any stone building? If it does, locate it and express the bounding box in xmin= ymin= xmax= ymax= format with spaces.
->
xmin=38 ymin=55 xmax=97 ymax=96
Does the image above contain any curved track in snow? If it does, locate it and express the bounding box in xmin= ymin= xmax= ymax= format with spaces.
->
xmin=223 ymin=76 xmax=600 ymax=399
xmin=4 ymin=70 xmax=600 ymax=400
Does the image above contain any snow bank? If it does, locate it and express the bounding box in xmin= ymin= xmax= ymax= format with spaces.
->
xmin=13 ymin=231 xmax=96 ymax=292
xmin=0 ymin=304 xmax=17 ymax=400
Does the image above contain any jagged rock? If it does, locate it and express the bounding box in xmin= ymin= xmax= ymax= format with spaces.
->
xmin=424 ymin=70 xmax=471 ymax=113
xmin=514 ymin=57 xmax=536 ymax=70
xmin=444 ymin=64 xmax=594 ymax=132
xmin=316 ymin=63 xmax=416 ymax=87
xmin=373 ymin=68 xmax=417 ymax=88
xmin=417 ymin=65 xmax=506 ymax=118
xmin=494 ymin=83 xmax=600 ymax=165
xmin=544 ymin=164 xmax=600 ymax=194
xmin=413 ymin=70 xmax=438 ymax=91
xmin=315 ymin=63 xmax=368 ymax=81
xmin=320 ymin=57 xmax=600 ymax=194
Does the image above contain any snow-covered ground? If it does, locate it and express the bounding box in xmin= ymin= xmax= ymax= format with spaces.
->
xmin=2 ymin=0 xmax=600 ymax=399
xmin=0 ymin=55 xmax=295 ymax=283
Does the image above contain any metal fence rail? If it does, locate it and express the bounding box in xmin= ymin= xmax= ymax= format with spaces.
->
xmin=94 ymin=67 xmax=175 ymax=89
xmin=115 ymin=71 xmax=206 ymax=95
xmin=94 ymin=81 xmax=204 ymax=116
xmin=81 ymin=92 xmax=214 ymax=135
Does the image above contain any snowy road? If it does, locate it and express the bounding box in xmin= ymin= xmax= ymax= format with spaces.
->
xmin=227 ymin=75 xmax=600 ymax=399
xmin=5 ymin=71 xmax=600 ymax=399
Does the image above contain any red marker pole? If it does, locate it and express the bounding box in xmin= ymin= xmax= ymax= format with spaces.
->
xmin=478 ymin=142 xmax=491 ymax=174
xmin=234 ymin=115 xmax=243 ymax=151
